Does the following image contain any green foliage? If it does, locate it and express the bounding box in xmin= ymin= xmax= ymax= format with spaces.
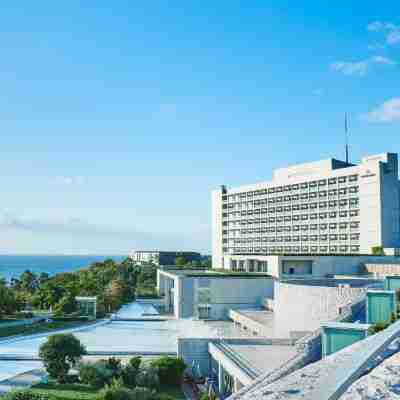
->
xmin=372 ymin=246 xmax=385 ymax=255
xmin=121 ymin=357 xmax=142 ymax=388
xmin=0 ymin=280 xmax=19 ymax=318
xmin=79 ymin=363 xmax=114 ymax=389
xmin=54 ymin=293 xmax=78 ymax=316
xmin=135 ymin=366 xmax=159 ymax=388
xmin=175 ymin=257 xmax=187 ymax=267
xmin=99 ymin=380 xmax=158 ymax=400
xmin=150 ymin=357 xmax=186 ymax=385
xmin=368 ymin=321 xmax=391 ymax=334
xmin=39 ymin=334 xmax=86 ymax=383
xmin=3 ymin=391 xmax=52 ymax=400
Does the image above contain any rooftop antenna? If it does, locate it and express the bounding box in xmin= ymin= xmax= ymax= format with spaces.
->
xmin=345 ymin=112 xmax=349 ymax=164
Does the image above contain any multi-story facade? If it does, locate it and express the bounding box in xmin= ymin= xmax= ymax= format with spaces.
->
xmin=130 ymin=250 xmax=201 ymax=266
xmin=212 ymin=153 xmax=400 ymax=269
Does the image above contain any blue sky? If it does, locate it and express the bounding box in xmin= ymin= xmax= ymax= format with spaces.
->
xmin=0 ymin=1 xmax=399 ymax=255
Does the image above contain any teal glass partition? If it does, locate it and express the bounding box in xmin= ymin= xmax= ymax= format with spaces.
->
xmin=366 ymin=290 xmax=396 ymax=324
xmin=385 ymin=276 xmax=400 ymax=291
xmin=322 ymin=322 xmax=370 ymax=357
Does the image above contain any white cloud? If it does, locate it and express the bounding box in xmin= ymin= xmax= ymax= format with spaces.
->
xmin=367 ymin=21 xmax=400 ymax=46
xmin=51 ymin=176 xmax=85 ymax=186
xmin=330 ymin=56 xmax=396 ymax=76
xmin=361 ymin=98 xmax=400 ymax=123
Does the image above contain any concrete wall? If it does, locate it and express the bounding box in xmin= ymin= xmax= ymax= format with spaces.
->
xmin=212 ymin=188 xmax=224 ymax=269
xmin=273 ymin=280 xmax=373 ymax=337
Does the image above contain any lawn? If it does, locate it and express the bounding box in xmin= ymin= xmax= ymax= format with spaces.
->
xmin=30 ymin=383 xmax=186 ymax=400
xmin=0 ymin=320 xmax=95 ymax=338
xmin=30 ymin=383 xmax=98 ymax=400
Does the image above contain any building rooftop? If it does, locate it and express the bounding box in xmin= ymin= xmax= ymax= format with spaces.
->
xmin=159 ymin=268 xmax=271 ymax=278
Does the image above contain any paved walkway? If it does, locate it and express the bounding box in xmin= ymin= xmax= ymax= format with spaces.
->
xmin=0 ymin=369 xmax=46 ymax=394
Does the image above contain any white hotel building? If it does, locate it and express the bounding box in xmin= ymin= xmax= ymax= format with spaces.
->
xmin=212 ymin=153 xmax=400 ymax=270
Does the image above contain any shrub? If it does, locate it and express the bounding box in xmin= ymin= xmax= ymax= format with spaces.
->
xmin=135 ymin=365 xmax=159 ymax=388
xmin=39 ymin=334 xmax=86 ymax=383
xmin=79 ymin=362 xmax=114 ymax=388
xmin=368 ymin=321 xmax=390 ymax=334
xmin=150 ymin=357 xmax=186 ymax=385
xmin=3 ymin=391 xmax=51 ymax=400
xmin=102 ymin=357 xmax=122 ymax=377
xmin=130 ymin=387 xmax=157 ymax=400
xmin=372 ymin=246 xmax=385 ymax=255
xmin=99 ymin=386 xmax=134 ymax=400
xmin=121 ymin=357 xmax=142 ymax=388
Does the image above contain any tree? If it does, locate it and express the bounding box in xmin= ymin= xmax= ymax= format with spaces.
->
xmin=150 ymin=357 xmax=186 ymax=385
xmin=54 ymin=292 xmax=78 ymax=316
xmin=39 ymin=334 xmax=86 ymax=383
xmin=0 ymin=280 xmax=18 ymax=318
xmin=372 ymin=246 xmax=385 ymax=255
xmin=175 ymin=256 xmax=187 ymax=267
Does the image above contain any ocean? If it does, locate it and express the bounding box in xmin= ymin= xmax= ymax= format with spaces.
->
xmin=0 ymin=255 xmax=125 ymax=281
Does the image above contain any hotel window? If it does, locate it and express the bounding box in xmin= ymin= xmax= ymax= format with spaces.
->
xmin=276 ymin=197 xmax=283 ymax=203
xmin=293 ymin=236 xmax=300 ymax=241
xmin=301 ymin=214 xmax=309 ymax=220
xmin=301 ymin=246 xmax=309 ymax=252
xmin=350 ymin=233 xmax=360 ymax=240
xmin=328 ymin=201 xmax=338 ymax=208
xmin=319 ymin=191 xmax=327 ymax=198
xmin=339 ymin=234 xmax=348 ymax=240
xmin=284 ymin=206 xmax=291 ymax=212
xmin=340 ymin=245 xmax=348 ymax=252
xmin=293 ymin=204 xmax=300 ymax=211
xmin=338 ymin=176 xmax=347 ymax=183
xmin=339 ymin=211 xmax=348 ymax=217
xmin=277 ymin=226 xmax=284 ymax=232
xmin=339 ymin=223 xmax=348 ymax=229
xmin=276 ymin=186 xmax=283 ymax=193
xmin=310 ymin=203 xmax=318 ymax=210
xmin=269 ymin=199 xmax=276 ymax=204
xmin=268 ymin=208 xmax=275 ymax=214
xmin=277 ymin=216 xmax=284 ymax=222
xmin=293 ymin=215 xmax=300 ymax=221
xmin=311 ymin=246 xmax=318 ymax=252
xmin=351 ymin=245 xmax=360 ymax=252
xmin=328 ymin=189 xmax=338 ymax=196
xmin=349 ymin=210 xmax=359 ymax=217
xmin=310 ymin=213 xmax=318 ymax=220
xmin=319 ymin=213 xmax=327 ymax=219
xmin=349 ymin=174 xmax=358 ymax=182
xmin=349 ymin=186 xmax=359 ymax=194
xmin=329 ymin=223 xmax=337 ymax=229
xmin=329 ymin=212 xmax=337 ymax=218
xmin=320 ymin=246 xmax=328 ymax=252
xmin=349 ymin=198 xmax=359 ymax=207
xmin=301 ymin=225 xmax=309 ymax=231
xmin=330 ymin=246 xmax=338 ymax=252
xmin=301 ymin=204 xmax=309 ymax=210
xmin=293 ymin=225 xmax=300 ymax=231
xmin=328 ymin=178 xmax=337 ymax=185
xmin=268 ymin=217 xmax=276 ymax=223
xmin=268 ymin=188 xmax=275 ymax=194
xmin=291 ymin=194 xmax=299 ymax=201
xmin=320 ymin=235 xmax=328 ymax=241
xmin=329 ymin=234 xmax=338 ymax=240
xmin=319 ymin=202 xmax=327 ymax=209
xmin=309 ymin=192 xmax=317 ymax=199
xmin=301 ymin=236 xmax=309 ymax=241
xmin=284 ymin=246 xmax=292 ymax=253
xmin=300 ymin=183 xmax=308 ymax=189
xmin=320 ymin=223 xmax=328 ymax=230
xmin=276 ymin=206 xmax=283 ymax=212
xmin=284 ymin=216 xmax=291 ymax=222
xmin=339 ymin=188 xmax=347 ymax=195
xmin=284 ymin=226 xmax=291 ymax=232
xmin=310 ymin=224 xmax=318 ymax=230
xmin=301 ymin=193 xmax=309 ymax=200
xmin=285 ymin=236 xmax=291 ymax=242
xmin=284 ymin=185 xmax=291 ymax=192
xmin=310 ymin=181 xmax=317 ymax=188
xmin=339 ymin=199 xmax=348 ymax=206
xmin=310 ymin=235 xmax=318 ymax=241
xmin=291 ymin=184 xmax=299 ymax=190
xmin=247 ymin=192 xmax=254 ymax=197
xmin=319 ymin=179 xmax=327 ymax=186
xmin=350 ymin=222 xmax=360 ymax=229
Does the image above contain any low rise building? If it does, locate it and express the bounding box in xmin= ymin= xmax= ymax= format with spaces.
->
xmin=157 ymin=268 xmax=274 ymax=319
xmin=129 ymin=250 xmax=201 ymax=266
